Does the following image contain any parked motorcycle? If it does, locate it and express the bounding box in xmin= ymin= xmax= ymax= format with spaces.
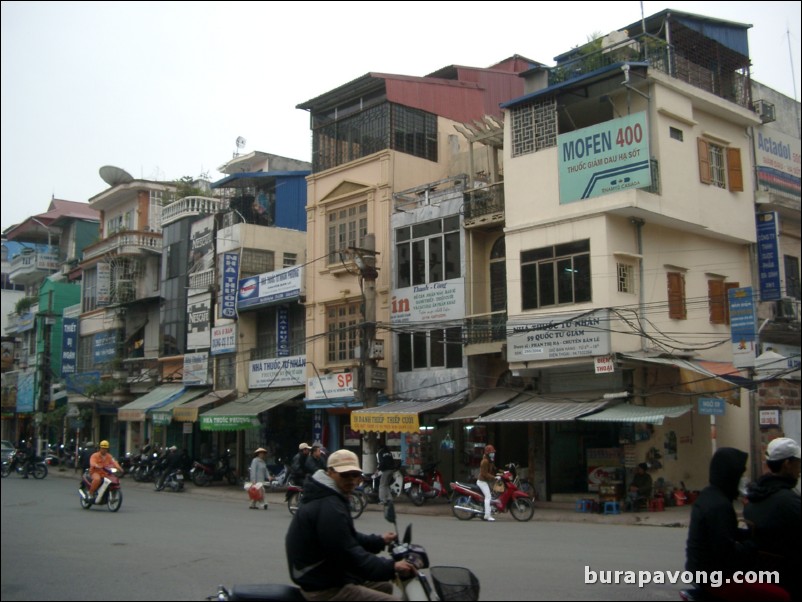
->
xmin=359 ymin=468 xmax=404 ymax=504
xmin=450 ymin=469 xmax=535 ymax=521
xmin=210 ymin=500 xmax=480 ymax=601
xmin=131 ymin=450 xmax=160 ymax=482
xmin=286 ymin=482 xmax=365 ymax=519
xmin=78 ymin=467 xmax=123 ymax=512
xmin=191 ymin=450 xmax=238 ymax=487
xmin=1 ymin=450 xmax=48 ymax=479
xmin=159 ymin=467 xmax=185 ymax=492
xmin=403 ymin=462 xmax=449 ymax=506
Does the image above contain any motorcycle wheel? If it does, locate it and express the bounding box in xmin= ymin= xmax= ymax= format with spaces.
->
xmin=509 ymin=497 xmax=535 ymax=521
xmin=407 ymin=483 xmax=426 ymax=506
xmin=32 ymin=463 xmax=48 ymax=479
xmin=107 ymin=489 xmax=123 ymax=512
xmin=451 ymin=495 xmax=477 ymax=520
xmin=192 ymin=471 xmax=209 ymax=487
xmin=1 ymin=462 xmax=10 ymax=478
xmin=287 ymin=491 xmax=302 ymax=515
xmin=79 ymin=486 xmax=92 ymax=510
xmin=350 ymin=491 xmax=366 ymax=519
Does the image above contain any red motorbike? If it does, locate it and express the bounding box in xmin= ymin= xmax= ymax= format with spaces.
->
xmin=403 ymin=462 xmax=450 ymax=506
xmin=449 ymin=470 xmax=534 ymax=521
xmin=78 ymin=467 xmax=123 ymax=512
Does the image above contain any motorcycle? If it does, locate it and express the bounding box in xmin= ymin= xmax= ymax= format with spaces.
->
xmin=1 ymin=450 xmax=48 ymax=479
xmin=403 ymin=462 xmax=450 ymax=506
xmin=449 ymin=469 xmax=535 ymax=521
xmin=359 ymin=468 xmax=404 ymax=504
xmin=286 ymin=482 xmax=365 ymax=519
xmin=132 ymin=450 xmax=160 ymax=482
xmin=191 ymin=449 xmax=238 ymax=486
xmin=157 ymin=467 xmax=185 ymax=492
xmin=78 ymin=467 xmax=123 ymax=512
xmin=210 ymin=500 xmax=480 ymax=601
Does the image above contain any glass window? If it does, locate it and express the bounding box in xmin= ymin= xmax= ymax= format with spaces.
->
xmin=395 ymin=216 xmax=461 ymax=287
xmin=521 ymin=240 xmax=591 ymax=310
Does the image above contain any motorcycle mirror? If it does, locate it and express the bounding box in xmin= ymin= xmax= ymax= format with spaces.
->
xmin=403 ymin=524 xmax=412 ymax=545
xmin=384 ymin=499 xmax=396 ymax=524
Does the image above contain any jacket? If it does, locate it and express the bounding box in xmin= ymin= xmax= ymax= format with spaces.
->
xmin=685 ymin=448 xmax=755 ymax=575
xmin=377 ymin=447 xmax=395 ymax=472
xmin=744 ymin=473 xmax=801 ymax=597
xmin=249 ymin=456 xmax=270 ymax=483
xmin=285 ymin=470 xmax=395 ymax=592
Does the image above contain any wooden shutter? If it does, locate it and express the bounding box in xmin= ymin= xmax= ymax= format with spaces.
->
xmin=727 ymin=147 xmax=743 ymax=192
xmin=697 ymin=138 xmax=711 ymax=184
xmin=708 ymin=280 xmax=726 ymax=324
xmin=667 ymin=272 xmax=687 ymax=320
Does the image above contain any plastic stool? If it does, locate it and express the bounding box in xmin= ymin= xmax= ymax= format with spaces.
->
xmin=649 ymin=497 xmax=665 ymax=512
xmin=575 ymin=499 xmax=592 ymax=513
xmin=603 ymin=501 xmax=621 ymax=515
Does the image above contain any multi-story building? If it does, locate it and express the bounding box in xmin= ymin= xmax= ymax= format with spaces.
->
xmin=297 ymin=57 xmax=538 ymax=473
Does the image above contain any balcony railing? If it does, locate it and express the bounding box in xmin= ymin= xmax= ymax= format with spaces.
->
xmin=82 ymin=230 xmax=163 ymax=261
xmin=161 ymin=196 xmax=229 ymax=227
xmin=188 ymin=268 xmax=215 ymax=292
xmin=463 ymin=182 xmax=505 ymax=228
xmin=9 ymin=248 xmax=60 ymax=284
xmin=464 ymin=311 xmax=507 ymax=345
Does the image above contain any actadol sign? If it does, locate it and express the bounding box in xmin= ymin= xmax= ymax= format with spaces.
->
xmin=558 ymin=112 xmax=651 ymax=204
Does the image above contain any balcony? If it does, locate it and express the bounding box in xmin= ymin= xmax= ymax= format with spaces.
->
xmin=9 ymin=247 xmax=60 ymax=285
xmin=82 ymin=230 xmax=163 ymax=261
xmin=161 ymin=196 xmax=229 ymax=227
xmin=463 ymin=182 xmax=505 ymax=230
xmin=188 ymin=268 xmax=215 ymax=292
xmin=464 ymin=311 xmax=507 ymax=348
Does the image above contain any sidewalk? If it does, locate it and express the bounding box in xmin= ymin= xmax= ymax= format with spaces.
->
xmin=49 ymin=465 xmax=691 ymax=528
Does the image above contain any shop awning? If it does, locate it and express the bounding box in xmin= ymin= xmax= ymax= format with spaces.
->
xmin=578 ymin=403 xmax=693 ymax=425
xmin=199 ymin=388 xmax=304 ymax=431
xmin=173 ymin=389 xmax=235 ymax=422
xmin=149 ymin=388 xmax=210 ymax=426
xmin=475 ymin=392 xmax=608 ymax=423
xmin=440 ymin=388 xmax=524 ymax=422
xmin=117 ymin=384 xmax=186 ymax=422
xmin=351 ymin=393 xmax=465 ymax=433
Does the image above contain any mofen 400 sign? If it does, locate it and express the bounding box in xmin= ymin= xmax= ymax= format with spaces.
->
xmin=559 ymin=112 xmax=651 ymax=203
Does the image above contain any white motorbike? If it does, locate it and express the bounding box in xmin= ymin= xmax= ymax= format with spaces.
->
xmin=210 ymin=500 xmax=479 ymax=601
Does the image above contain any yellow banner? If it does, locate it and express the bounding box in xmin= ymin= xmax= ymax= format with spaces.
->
xmin=351 ymin=412 xmax=419 ymax=433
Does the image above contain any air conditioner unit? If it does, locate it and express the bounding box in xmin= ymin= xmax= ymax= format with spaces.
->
xmin=752 ymin=99 xmax=776 ymax=124
xmin=775 ymin=297 xmax=799 ymax=321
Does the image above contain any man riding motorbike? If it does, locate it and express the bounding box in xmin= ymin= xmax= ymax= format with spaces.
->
xmin=88 ymin=440 xmax=123 ymax=500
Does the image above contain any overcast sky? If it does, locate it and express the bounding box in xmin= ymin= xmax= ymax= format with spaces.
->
xmin=2 ymin=1 xmax=800 ymax=233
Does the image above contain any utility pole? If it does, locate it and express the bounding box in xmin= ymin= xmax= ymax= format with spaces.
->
xmin=349 ymin=234 xmax=383 ymax=473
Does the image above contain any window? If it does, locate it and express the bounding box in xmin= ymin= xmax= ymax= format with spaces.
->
xmin=785 ymin=255 xmax=800 ymax=300
xmin=489 ymin=237 xmax=507 ymax=312
xmin=669 ymin=127 xmax=684 ymax=141
xmin=396 ymin=216 xmax=460 ymax=288
xmin=215 ymin=355 xmax=236 ymax=390
xmin=398 ymin=327 xmax=463 ymax=372
xmin=328 ymin=203 xmax=368 ymax=265
xmin=697 ymin=139 xmax=743 ymax=191
xmin=617 ymin=262 xmax=636 ymax=295
xmin=667 ymin=271 xmax=687 ymax=320
xmin=327 ymin=301 xmax=361 ymax=363
xmin=240 ymin=249 xmax=275 ymax=277
xmin=283 ymin=253 xmax=298 ymax=268
xmin=251 ymin=305 xmax=306 ymax=360
xmin=82 ymin=267 xmax=98 ymax=312
xmin=708 ymin=280 xmax=739 ymax=324
xmin=521 ymin=240 xmax=591 ymax=310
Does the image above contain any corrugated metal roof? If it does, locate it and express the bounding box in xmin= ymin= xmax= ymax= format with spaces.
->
xmin=117 ymin=384 xmax=185 ymax=422
xmin=440 ymin=388 xmax=523 ymax=422
xmin=352 ymin=393 xmax=465 ymax=416
xmin=579 ymin=403 xmax=693 ymax=425
xmin=476 ymin=394 xmax=608 ymax=423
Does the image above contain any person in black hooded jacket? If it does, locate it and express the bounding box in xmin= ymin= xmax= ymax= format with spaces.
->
xmin=285 ymin=449 xmax=416 ymax=601
xmin=744 ymin=438 xmax=801 ymax=600
xmin=686 ymin=447 xmax=790 ymax=601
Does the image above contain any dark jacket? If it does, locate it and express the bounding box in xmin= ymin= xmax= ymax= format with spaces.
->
xmin=285 ymin=471 xmax=395 ymax=592
xmin=290 ymin=452 xmax=307 ymax=483
xmin=744 ymin=473 xmax=801 ymax=597
xmin=305 ymin=452 xmax=326 ymax=476
xmin=377 ymin=446 xmax=395 ymax=472
xmin=685 ymin=447 xmax=755 ymax=575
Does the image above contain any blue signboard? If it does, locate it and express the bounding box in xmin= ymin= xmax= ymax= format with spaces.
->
xmin=93 ymin=331 xmax=118 ymax=364
xmin=698 ymin=397 xmax=726 ymax=416
xmin=728 ymin=287 xmax=756 ymax=369
xmin=61 ymin=317 xmax=78 ymax=376
xmin=221 ymin=252 xmax=239 ymax=319
xmin=558 ymin=112 xmax=651 ymax=203
xmin=756 ymin=212 xmax=781 ymax=301
xmin=277 ymin=305 xmax=290 ymax=357
xmin=65 ymin=371 xmax=101 ymax=394
xmin=237 ymin=266 xmax=302 ymax=310
xmin=17 ymin=372 xmax=35 ymax=413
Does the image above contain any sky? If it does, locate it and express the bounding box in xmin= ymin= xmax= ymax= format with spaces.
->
xmin=1 ymin=1 xmax=800 ymax=233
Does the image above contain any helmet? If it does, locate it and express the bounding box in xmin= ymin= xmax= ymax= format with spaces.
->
xmin=99 ymin=440 xmax=110 ymax=449
xmin=484 ymin=444 xmax=496 ymax=454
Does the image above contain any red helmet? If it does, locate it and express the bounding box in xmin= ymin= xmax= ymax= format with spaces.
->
xmin=484 ymin=445 xmax=496 ymax=454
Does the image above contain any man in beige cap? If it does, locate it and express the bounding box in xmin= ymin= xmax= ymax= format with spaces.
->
xmin=744 ymin=437 xmax=801 ymax=599
xmin=290 ymin=442 xmax=312 ymax=486
xmin=286 ymin=449 xmax=416 ymax=600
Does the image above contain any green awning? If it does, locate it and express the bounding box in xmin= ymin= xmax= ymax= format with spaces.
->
xmin=117 ymin=384 xmax=186 ymax=422
xmin=199 ymin=388 xmax=304 ymax=431
xmin=578 ymin=403 xmax=693 ymax=425
xmin=150 ymin=388 xmax=209 ymax=426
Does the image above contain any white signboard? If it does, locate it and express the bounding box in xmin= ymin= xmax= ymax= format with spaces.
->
xmin=594 ymin=355 xmax=615 ymax=374
xmin=249 ymin=354 xmax=306 ymax=389
xmin=186 ymin=293 xmax=211 ymax=350
xmin=507 ymin=310 xmax=612 ymax=361
xmin=184 ymin=352 xmax=209 ymax=385
xmin=307 ymin=371 xmax=355 ymax=400
xmin=97 ymin=262 xmax=111 ymax=307
xmin=211 ymin=324 xmax=237 ymax=355
xmin=390 ymin=278 xmax=465 ymax=323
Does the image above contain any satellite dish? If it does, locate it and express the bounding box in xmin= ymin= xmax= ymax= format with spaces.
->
xmin=236 ymin=136 xmax=246 ymax=149
xmin=99 ymin=165 xmax=134 ymax=186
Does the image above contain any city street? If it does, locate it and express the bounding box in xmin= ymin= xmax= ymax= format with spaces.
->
xmin=1 ymin=472 xmax=689 ymax=601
